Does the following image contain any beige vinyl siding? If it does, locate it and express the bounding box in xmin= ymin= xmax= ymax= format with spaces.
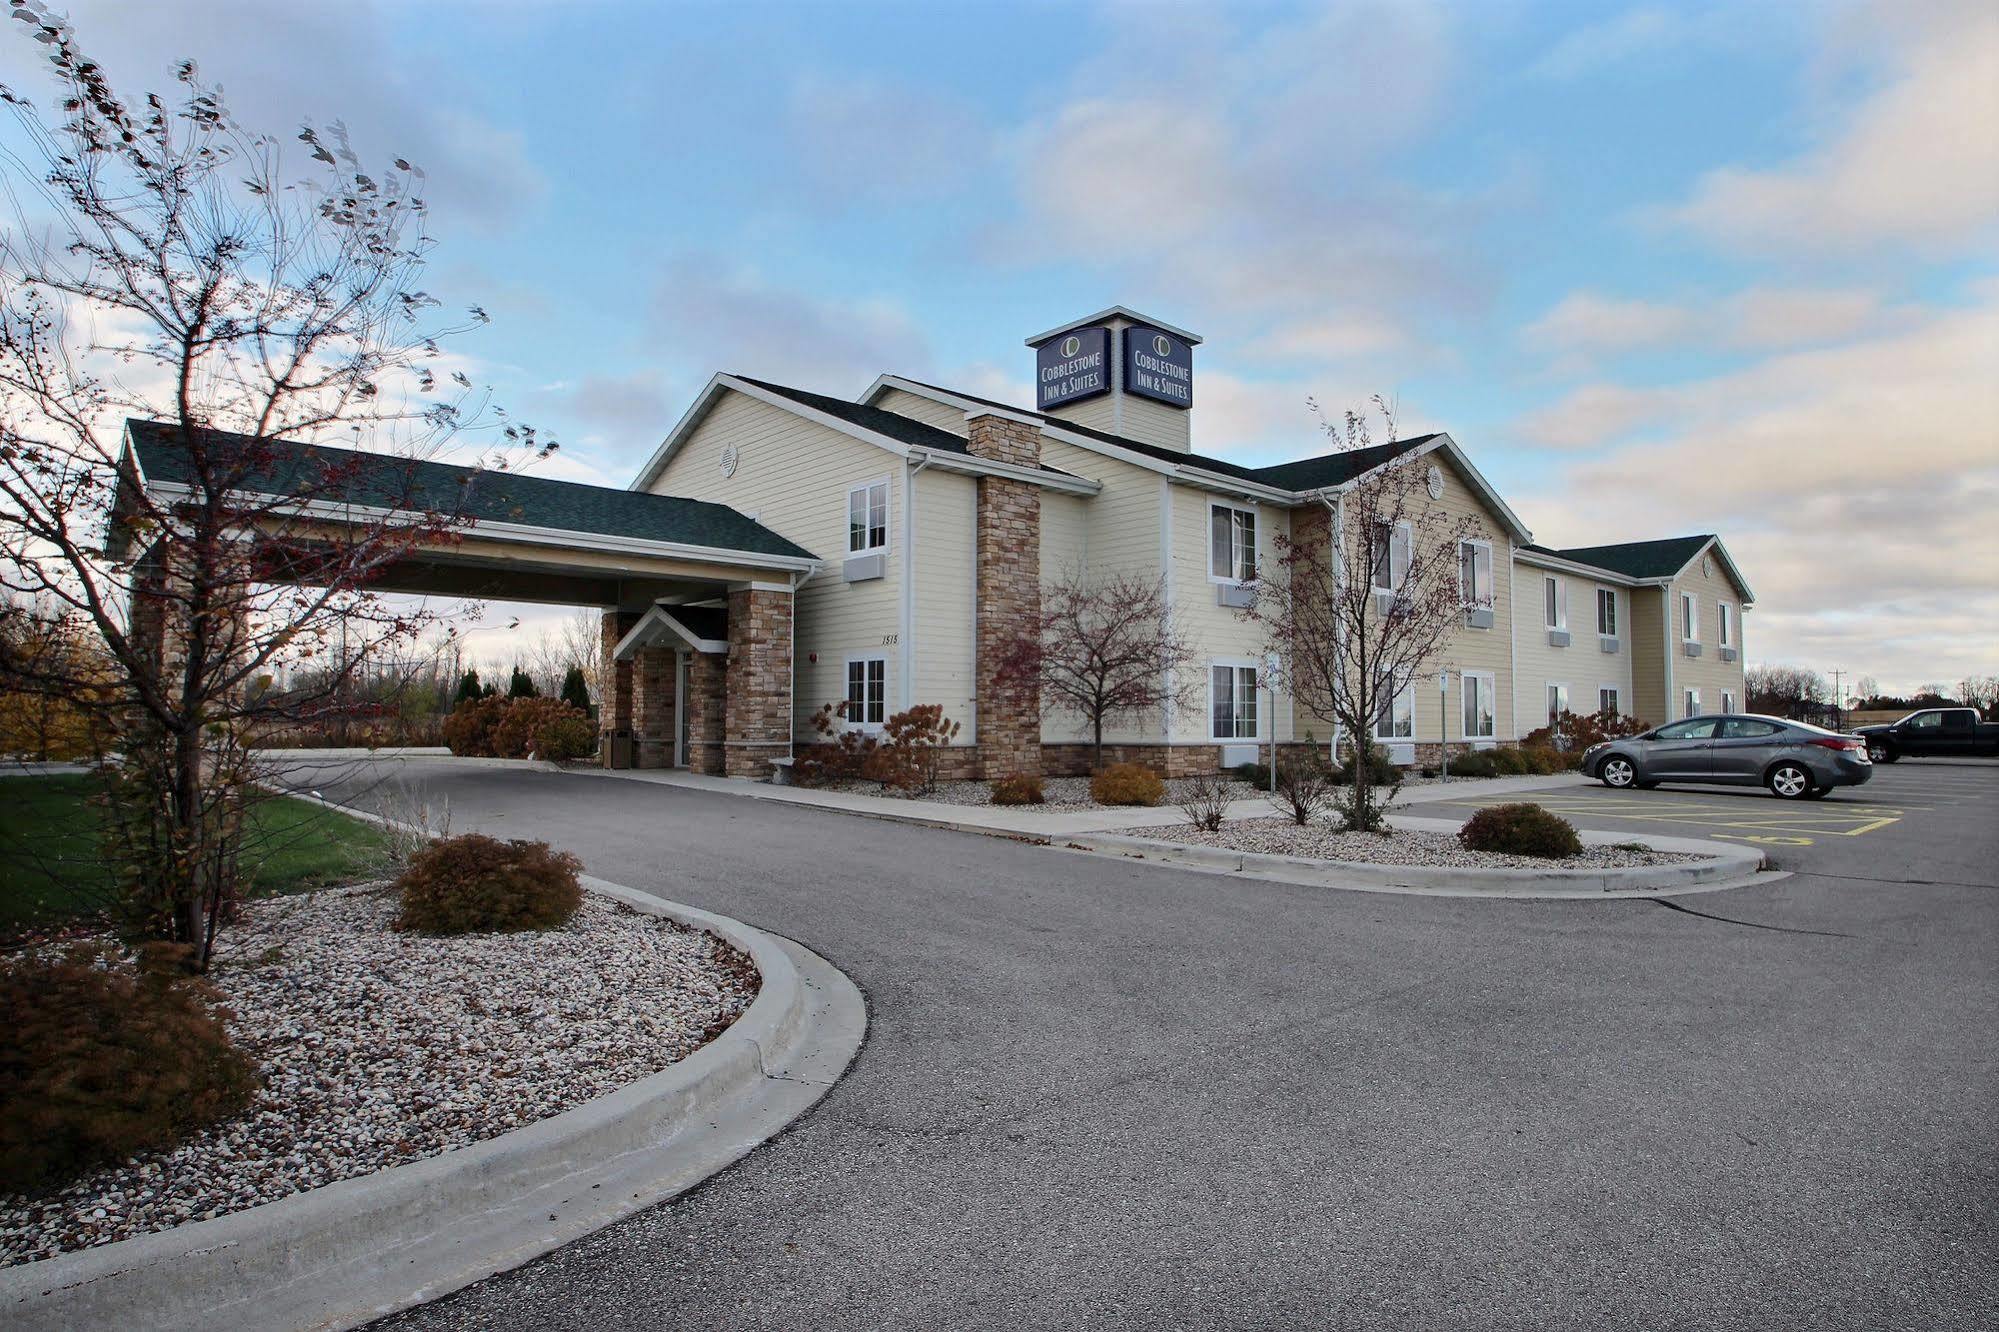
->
xmin=1629 ymin=586 xmax=1669 ymax=724
xmin=645 ymin=388 xmax=900 ymax=736
xmin=1510 ymin=564 xmax=1632 ymax=737
xmin=870 ymin=387 xmax=971 ymax=435
xmin=911 ymin=466 xmax=978 ymax=740
xmin=1418 ymin=458 xmax=1518 ymax=745
xmin=1049 ymin=392 xmax=1190 ymax=453
xmin=1170 ymin=486 xmax=1290 ymax=742
xmin=1666 ymin=551 xmax=1751 ymax=714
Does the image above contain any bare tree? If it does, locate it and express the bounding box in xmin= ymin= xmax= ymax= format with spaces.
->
xmin=521 ymin=607 xmax=602 ymax=699
xmin=1746 ymin=664 xmax=1829 ymax=719
xmin=1248 ymin=399 xmax=1478 ymax=833
xmin=0 ymin=13 xmax=549 ymax=967
xmin=993 ymin=568 xmax=1196 ymax=772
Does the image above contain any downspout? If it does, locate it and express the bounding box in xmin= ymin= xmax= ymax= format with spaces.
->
xmin=1506 ymin=539 xmax=1519 ymax=741
xmin=902 ymin=450 xmax=930 ymax=711
xmin=786 ymin=560 xmax=821 ymax=761
xmin=1321 ymin=486 xmax=1345 ymax=764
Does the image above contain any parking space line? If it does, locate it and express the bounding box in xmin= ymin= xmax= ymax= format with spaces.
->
xmin=1430 ymin=790 xmax=1906 ymax=839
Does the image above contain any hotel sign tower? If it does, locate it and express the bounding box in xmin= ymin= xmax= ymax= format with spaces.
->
xmin=1027 ymin=306 xmax=1202 ymax=453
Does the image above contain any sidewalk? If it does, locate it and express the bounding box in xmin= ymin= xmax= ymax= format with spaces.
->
xmin=568 ymin=766 xmax=1588 ymax=842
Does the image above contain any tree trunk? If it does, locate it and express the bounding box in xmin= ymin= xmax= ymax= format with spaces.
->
xmin=1092 ymin=712 xmax=1104 ymax=774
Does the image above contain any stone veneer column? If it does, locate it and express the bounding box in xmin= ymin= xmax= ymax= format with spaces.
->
xmin=967 ymin=413 xmax=1042 ymax=778
xmin=686 ymin=650 xmax=728 ymax=775
xmin=723 ymin=587 xmax=794 ymax=778
xmin=599 ymin=610 xmax=639 ymax=768
xmin=632 ymin=643 xmax=676 ymax=768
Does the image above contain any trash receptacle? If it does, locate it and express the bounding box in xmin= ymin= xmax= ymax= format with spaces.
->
xmin=604 ymin=731 xmax=634 ymax=769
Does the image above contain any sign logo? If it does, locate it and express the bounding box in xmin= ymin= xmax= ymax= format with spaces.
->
xmin=1036 ymin=326 xmax=1111 ymax=410
xmin=1122 ymin=325 xmax=1194 ymax=410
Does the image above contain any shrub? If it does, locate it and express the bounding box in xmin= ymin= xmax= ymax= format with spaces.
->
xmin=490 ymin=697 xmax=596 ymax=761
xmin=1444 ymin=748 xmax=1500 ymax=778
xmin=1177 ymin=770 xmax=1233 ymax=831
xmin=990 ymin=773 xmax=1045 ymax=805
xmin=441 ymin=694 xmax=508 ymax=757
xmin=395 ymin=833 xmax=583 ymax=935
xmin=0 ymin=946 xmax=260 ymax=1191
xmin=1090 ymin=762 xmax=1165 ymax=807
xmin=1332 ymin=741 xmax=1402 ymax=787
xmin=1520 ymin=745 xmax=1575 ymax=774
xmin=863 ymin=704 xmax=961 ymax=794
xmin=1230 ymin=761 xmax=1272 ymax=787
xmin=1458 ymin=802 xmax=1584 ymax=858
xmin=559 ymin=665 xmax=592 ymax=714
xmin=1270 ymin=752 xmax=1334 ymax=825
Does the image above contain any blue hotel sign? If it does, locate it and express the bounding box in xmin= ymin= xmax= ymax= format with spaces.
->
xmin=1123 ymin=325 xmax=1193 ymax=409
xmin=1035 ymin=326 xmax=1110 ymax=410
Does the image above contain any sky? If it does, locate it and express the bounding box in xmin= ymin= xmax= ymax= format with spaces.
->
xmin=3 ymin=0 xmax=1994 ymax=693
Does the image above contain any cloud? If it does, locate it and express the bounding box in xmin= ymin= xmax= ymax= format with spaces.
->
xmin=0 ymin=1 xmax=546 ymax=230
xmin=1511 ymin=285 xmax=1999 ymax=689
xmin=1725 ymin=287 xmax=1884 ymax=350
xmin=1524 ymin=293 xmax=1699 ymax=355
xmin=786 ymin=77 xmax=992 ymax=204
xmin=1668 ymin=0 xmax=1999 ymax=254
xmin=1523 ymin=286 xmax=1891 ymax=366
xmin=1527 ymin=8 xmax=1683 ymax=81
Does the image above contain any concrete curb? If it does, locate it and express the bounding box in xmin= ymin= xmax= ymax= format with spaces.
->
xmin=0 ymin=873 xmax=865 ymax=1332
xmin=264 ymin=749 xmax=558 ymax=770
xmin=1058 ymin=819 xmax=1770 ymax=899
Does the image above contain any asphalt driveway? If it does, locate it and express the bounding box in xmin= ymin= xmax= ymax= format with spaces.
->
xmin=322 ymin=759 xmax=1999 ymax=1332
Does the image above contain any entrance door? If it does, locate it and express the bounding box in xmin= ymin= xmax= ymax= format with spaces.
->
xmin=675 ymin=652 xmax=690 ymax=768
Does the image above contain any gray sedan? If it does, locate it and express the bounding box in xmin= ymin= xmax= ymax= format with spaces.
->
xmin=1581 ymin=714 xmax=1874 ymax=800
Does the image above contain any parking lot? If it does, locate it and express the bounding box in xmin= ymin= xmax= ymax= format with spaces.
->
xmin=1426 ymin=758 xmax=1997 ymax=880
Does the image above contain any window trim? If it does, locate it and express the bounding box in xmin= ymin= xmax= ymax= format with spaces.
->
xmin=1544 ymin=574 xmax=1568 ymax=630
xmin=1721 ymin=690 xmax=1736 ymax=715
xmin=1596 ymin=587 xmax=1617 ymax=638
xmin=1208 ymin=657 xmax=1262 ymax=741
xmin=843 ymin=653 xmax=888 ymax=730
xmin=1683 ymin=687 xmax=1700 ymax=719
xmin=1371 ymin=519 xmax=1413 ymax=596
xmin=1681 ymin=591 xmax=1698 ymax=644
xmin=846 ymin=476 xmax=892 ymax=556
xmin=1457 ymin=539 xmax=1494 ymax=609
xmin=1460 ymin=669 xmax=1496 ymax=739
xmin=1545 ymin=681 xmax=1570 ymax=729
xmin=1598 ymin=684 xmax=1620 ymax=716
xmin=1371 ymin=672 xmax=1416 ymax=741
xmin=1718 ymin=601 xmax=1734 ymax=648
xmin=1207 ymin=501 xmax=1259 ymax=585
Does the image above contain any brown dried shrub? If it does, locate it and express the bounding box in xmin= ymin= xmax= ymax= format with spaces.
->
xmin=394 ymin=833 xmax=583 ymax=935
xmin=1090 ymin=762 xmax=1165 ymax=807
xmin=990 ymin=773 xmax=1045 ymax=806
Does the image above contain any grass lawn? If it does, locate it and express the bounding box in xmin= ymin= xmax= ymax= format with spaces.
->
xmin=0 ymin=775 xmax=392 ymax=934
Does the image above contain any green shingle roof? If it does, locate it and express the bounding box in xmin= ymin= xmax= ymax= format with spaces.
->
xmin=881 ymin=377 xmax=1435 ymax=491
xmin=738 ymin=377 xmax=1084 ymax=480
xmin=124 ymin=419 xmax=814 ymax=562
xmin=1524 ymin=534 xmax=1714 ymax=580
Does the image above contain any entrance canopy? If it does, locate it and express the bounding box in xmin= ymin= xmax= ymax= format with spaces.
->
xmin=115 ymin=419 xmax=820 ymax=609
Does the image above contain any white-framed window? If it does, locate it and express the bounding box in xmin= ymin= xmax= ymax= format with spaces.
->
xmin=844 ymin=655 xmax=887 ymax=727
xmin=1209 ymin=661 xmax=1259 ymax=740
xmin=847 ymin=478 xmax=889 ymax=555
xmin=1721 ymin=690 xmax=1736 ymax=715
xmin=1546 ymin=682 xmax=1570 ymax=728
xmin=1461 ymin=671 xmax=1496 ymax=739
xmin=1371 ymin=521 xmax=1412 ymax=595
xmin=1681 ymin=591 xmax=1698 ymax=642
xmin=1209 ymin=503 xmax=1258 ymax=583
xmin=1458 ymin=540 xmax=1493 ymax=608
xmin=1596 ymin=588 xmax=1617 ymax=637
xmin=1599 ymin=685 xmax=1620 ymax=715
xmin=1373 ymin=671 xmax=1415 ymax=739
xmin=1718 ymin=602 xmax=1734 ymax=648
xmin=1683 ymin=687 xmax=1700 ymax=718
xmin=1544 ymin=575 xmax=1568 ymax=630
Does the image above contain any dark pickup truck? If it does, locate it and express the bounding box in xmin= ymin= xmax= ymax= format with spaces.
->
xmin=1852 ymin=708 xmax=1999 ymax=762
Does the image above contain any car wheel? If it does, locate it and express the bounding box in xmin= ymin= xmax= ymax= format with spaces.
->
xmin=1600 ymin=756 xmax=1636 ymax=789
xmin=1866 ymin=742 xmax=1897 ymax=763
xmin=1767 ymin=762 xmax=1813 ymax=800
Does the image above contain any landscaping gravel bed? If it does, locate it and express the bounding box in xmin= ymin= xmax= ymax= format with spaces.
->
xmin=0 ymin=884 xmax=758 ymax=1266
xmin=1115 ymin=818 xmax=1707 ymax=869
xmin=821 ymin=775 xmax=1265 ymax=808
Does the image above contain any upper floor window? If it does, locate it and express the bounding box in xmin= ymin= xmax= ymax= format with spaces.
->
xmin=1371 ymin=522 xmax=1412 ymax=595
xmin=1596 ymin=588 xmax=1617 ymax=637
xmin=1718 ymin=602 xmax=1734 ymax=647
xmin=1458 ymin=541 xmax=1493 ymax=607
xmin=1209 ymin=504 xmax=1257 ymax=583
xmin=1210 ymin=662 xmax=1259 ymax=739
xmin=848 ymin=479 xmax=888 ymax=554
xmin=1681 ymin=591 xmax=1698 ymax=642
xmin=1544 ymin=575 xmax=1568 ymax=630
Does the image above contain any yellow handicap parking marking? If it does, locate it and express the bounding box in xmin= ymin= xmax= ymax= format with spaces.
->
xmin=1436 ymin=791 xmax=1909 ymax=842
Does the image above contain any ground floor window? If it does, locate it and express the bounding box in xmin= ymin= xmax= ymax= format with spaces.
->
xmin=1721 ymin=690 xmax=1736 ymax=715
xmin=1546 ymin=682 xmax=1569 ymax=728
xmin=1684 ymin=688 xmax=1700 ymax=718
xmin=846 ymin=656 xmax=886 ymax=726
xmin=1599 ymin=686 xmax=1619 ymax=715
xmin=1374 ymin=674 xmax=1415 ymax=739
xmin=1461 ymin=672 xmax=1495 ymax=738
xmin=1211 ymin=662 xmax=1259 ymax=740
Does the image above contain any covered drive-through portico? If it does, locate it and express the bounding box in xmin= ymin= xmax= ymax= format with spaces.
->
xmin=117 ymin=420 xmax=819 ymax=778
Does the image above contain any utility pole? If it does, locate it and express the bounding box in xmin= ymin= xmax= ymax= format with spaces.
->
xmin=1829 ymin=668 xmax=1845 ymax=731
